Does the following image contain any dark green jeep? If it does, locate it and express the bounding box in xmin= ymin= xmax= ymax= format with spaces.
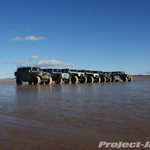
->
xmin=112 ymin=71 xmax=133 ymax=82
xmin=14 ymin=67 xmax=52 ymax=85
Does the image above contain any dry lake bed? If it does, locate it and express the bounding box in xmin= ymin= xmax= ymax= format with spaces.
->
xmin=0 ymin=80 xmax=150 ymax=150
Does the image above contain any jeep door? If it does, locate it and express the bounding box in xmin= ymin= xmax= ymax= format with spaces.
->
xmin=22 ymin=68 xmax=32 ymax=81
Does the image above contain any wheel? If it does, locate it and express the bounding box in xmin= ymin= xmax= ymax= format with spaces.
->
xmin=45 ymin=77 xmax=52 ymax=84
xmin=95 ymin=78 xmax=101 ymax=83
xmin=88 ymin=76 xmax=94 ymax=83
xmin=123 ymin=77 xmax=128 ymax=82
xmin=107 ymin=78 xmax=112 ymax=82
xmin=128 ymin=77 xmax=133 ymax=82
xmin=98 ymin=77 xmax=101 ymax=83
xmin=64 ymin=79 xmax=71 ymax=84
xmin=111 ymin=78 xmax=115 ymax=82
xmin=28 ymin=81 xmax=32 ymax=85
xmin=33 ymin=76 xmax=41 ymax=85
xmin=16 ymin=77 xmax=23 ymax=85
xmin=101 ymin=77 xmax=106 ymax=82
xmin=80 ymin=77 xmax=87 ymax=83
xmin=71 ymin=76 xmax=78 ymax=84
xmin=55 ymin=78 xmax=62 ymax=84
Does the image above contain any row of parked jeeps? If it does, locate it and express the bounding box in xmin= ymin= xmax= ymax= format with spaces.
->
xmin=14 ymin=67 xmax=133 ymax=85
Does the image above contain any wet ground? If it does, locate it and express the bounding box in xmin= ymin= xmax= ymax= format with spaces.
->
xmin=0 ymin=80 xmax=150 ymax=150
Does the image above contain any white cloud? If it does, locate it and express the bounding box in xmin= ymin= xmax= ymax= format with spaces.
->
xmin=138 ymin=71 xmax=150 ymax=75
xmin=14 ymin=56 xmax=39 ymax=65
xmin=36 ymin=59 xmax=75 ymax=67
xmin=29 ymin=56 xmax=39 ymax=61
xmin=24 ymin=36 xmax=45 ymax=41
xmin=7 ymin=73 xmax=13 ymax=76
xmin=44 ymin=55 xmax=48 ymax=58
xmin=86 ymin=12 xmax=91 ymax=14
xmin=10 ymin=36 xmax=45 ymax=42
xmin=1 ymin=56 xmax=75 ymax=68
xmin=10 ymin=36 xmax=24 ymax=41
xmin=25 ymin=29 xmax=29 ymax=32
xmin=1 ymin=62 xmax=9 ymax=65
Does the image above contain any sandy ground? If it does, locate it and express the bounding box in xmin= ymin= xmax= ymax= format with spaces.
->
xmin=0 ymin=79 xmax=150 ymax=150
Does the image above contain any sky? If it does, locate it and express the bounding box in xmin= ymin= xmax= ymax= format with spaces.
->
xmin=0 ymin=0 xmax=150 ymax=78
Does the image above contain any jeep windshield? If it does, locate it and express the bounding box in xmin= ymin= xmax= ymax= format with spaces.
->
xmin=32 ymin=68 xmax=42 ymax=71
xmin=104 ymin=72 xmax=110 ymax=74
xmin=112 ymin=72 xmax=125 ymax=75
xmin=53 ymin=69 xmax=61 ymax=72
xmin=70 ymin=69 xmax=77 ymax=72
xmin=121 ymin=72 xmax=125 ymax=74
xmin=78 ymin=70 xmax=85 ymax=72
xmin=86 ymin=70 xmax=92 ymax=73
xmin=93 ymin=71 xmax=98 ymax=73
xmin=107 ymin=72 xmax=112 ymax=75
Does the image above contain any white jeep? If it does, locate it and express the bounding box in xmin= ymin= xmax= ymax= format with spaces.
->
xmin=78 ymin=70 xmax=101 ymax=83
xmin=61 ymin=68 xmax=87 ymax=84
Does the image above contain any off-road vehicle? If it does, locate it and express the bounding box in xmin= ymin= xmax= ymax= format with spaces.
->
xmin=61 ymin=68 xmax=86 ymax=84
xmin=42 ymin=68 xmax=62 ymax=84
xmin=112 ymin=71 xmax=133 ymax=82
xmin=78 ymin=70 xmax=101 ymax=83
xmin=60 ymin=69 xmax=70 ymax=84
xmin=92 ymin=71 xmax=111 ymax=82
xmin=103 ymin=72 xmax=120 ymax=82
xmin=14 ymin=67 xmax=52 ymax=85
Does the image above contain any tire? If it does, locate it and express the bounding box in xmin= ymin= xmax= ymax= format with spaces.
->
xmin=16 ymin=77 xmax=23 ymax=85
xmin=64 ymin=79 xmax=71 ymax=84
xmin=71 ymin=76 xmax=78 ymax=84
xmin=28 ymin=81 xmax=32 ymax=85
xmin=98 ymin=77 xmax=101 ymax=83
xmin=107 ymin=78 xmax=112 ymax=82
xmin=123 ymin=77 xmax=128 ymax=82
xmin=112 ymin=78 xmax=115 ymax=82
xmin=80 ymin=77 xmax=87 ymax=83
xmin=45 ymin=77 xmax=52 ymax=84
xmin=88 ymin=76 xmax=94 ymax=83
xmin=33 ymin=76 xmax=41 ymax=85
xmin=101 ymin=77 xmax=106 ymax=82
xmin=128 ymin=77 xmax=133 ymax=82
xmin=95 ymin=78 xmax=101 ymax=83
xmin=55 ymin=78 xmax=62 ymax=84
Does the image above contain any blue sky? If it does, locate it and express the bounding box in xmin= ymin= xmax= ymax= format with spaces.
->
xmin=0 ymin=0 xmax=150 ymax=78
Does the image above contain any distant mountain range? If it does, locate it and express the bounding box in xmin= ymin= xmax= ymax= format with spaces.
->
xmin=0 ymin=78 xmax=15 ymax=81
xmin=132 ymin=75 xmax=150 ymax=77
